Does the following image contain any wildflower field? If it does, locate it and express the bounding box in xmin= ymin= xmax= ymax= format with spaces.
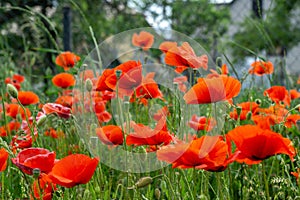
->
xmin=1 ymin=4 xmax=300 ymax=200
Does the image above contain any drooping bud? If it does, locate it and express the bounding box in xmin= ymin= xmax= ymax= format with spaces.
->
xmin=85 ymin=78 xmax=93 ymax=92
xmin=246 ymin=111 xmax=252 ymax=120
xmin=135 ymin=176 xmax=153 ymax=188
xmin=7 ymin=83 xmax=18 ymax=99
xmin=154 ymin=188 xmax=161 ymax=199
xmin=37 ymin=115 xmax=47 ymax=127
xmin=236 ymin=106 xmax=242 ymax=117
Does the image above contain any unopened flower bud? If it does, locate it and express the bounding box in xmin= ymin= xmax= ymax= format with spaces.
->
xmin=7 ymin=83 xmax=18 ymax=98
xmin=32 ymin=168 xmax=40 ymax=179
xmin=37 ymin=115 xmax=47 ymax=127
xmin=155 ymin=188 xmax=161 ymax=199
xmin=85 ymin=78 xmax=93 ymax=92
xmin=236 ymin=106 xmax=242 ymax=116
xmin=135 ymin=176 xmax=153 ymax=188
xmin=16 ymin=113 xmax=22 ymax=122
xmin=115 ymin=70 xmax=122 ymax=79
xmin=246 ymin=111 xmax=252 ymax=120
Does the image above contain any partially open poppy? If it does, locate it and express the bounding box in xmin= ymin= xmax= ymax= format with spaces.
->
xmin=0 ymin=148 xmax=9 ymax=172
xmin=226 ymin=125 xmax=296 ymax=165
xmin=132 ymin=31 xmax=154 ymax=50
xmin=52 ymin=73 xmax=76 ymax=89
xmin=264 ymin=86 xmax=290 ymax=106
xmin=96 ymin=125 xmax=123 ymax=145
xmin=10 ymin=134 xmax=33 ymax=153
xmin=165 ymin=42 xmax=208 ymax=73
xmin=249 ymin=60 xmax=274 ymax=76
xmin=126 ymin=117 xmax=173 ymax=147
xmin=49 ymin=154 xmax=99 ymax=188
xmin=12 ymin=147 xmax=56 ymax=175
xmin=188 ymin=115 xmax=216 ymax=131
xmin=55 ymin=51 xmax=80 ymax=71
xmin=285 ymin=114 xmax=300 ymax=128
xmin=184 ymin=76 xmax=241 ymax=104
xmin=42 ymin=103 xmax=72 ymax=119
xmin=17 ymin=91 xmax=39 ymax=105
xmin=55 ymin=95 xmax=74 ymax=107
xmin=157 ymin=135 xmax=236 ymax=171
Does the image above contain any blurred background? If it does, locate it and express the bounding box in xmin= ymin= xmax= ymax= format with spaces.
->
xmin=0 ymin=0 xmax=300 ymax=89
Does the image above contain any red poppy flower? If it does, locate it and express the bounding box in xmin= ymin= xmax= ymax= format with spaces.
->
xmin=188 ymin=115 xmax=216 ymax=131
xmin=5 ymin=74 xmax=25 ymax=90
xmin=93 ymin=98 xmax=112 ymax=123
xmin=0 ymin=121 xmax=20 ymax=136
xmin=12 ymin=147 xmax=56 ymax=175
xmin=264 ymin=86 xmax=291 ymax=106
xmin=226 ymin=125 xmax=296 ymax=165
xmin=132 ymin=31 xmax=154 ymax=50
xmin=126 ymin=117 xmax=173 ymax=147
xmin=44 ymin=128 xmax=65 ymax=139
xmin=96 ymin=60 xmax=143 ymax=96
xmin=184 ymin=76 xmax=241 ymax=104
xmin=55 ymin=95 xmax=74 ymax=107
xmin=173 ymin=76 xmax=188 ymax=92
xmin=52 ymin=73 xmax=76 ymax=89
xmin=42 ymin=103 xmax=72 ymax=119
xmin=49 ymin=154 xmax=99 ymax=188
xmin=290 ymin=89 xmax=300 ymax=100
xmin=6 ymin=103 xmax=31 ymax=119
xmin=96 ymin=125 xmax=123 ymax=145
xmin=157 ymin=135 xmax=236 ymax=171
xmin=285 ymin=114 xmax=300 ymax=128
xmin=132 ymin=72 xmax=164 ymax=105
xmin=32 ymin=173 xmax=57 ymax=200
xmin=159 ymin=41 xmax=178 ymax=53
xmin=230 ymin=102 xmax=259 ymax=120
xmin=55 ymin=51 xmax=80 ymax=71
xmin=249 ymin=60 xmax=274 ymax=76
xmin=17 ymin=91 xmax=39 ymax=105
xmin=0 ymin=148 xmax=9 ymax=172
xmin=165 ymin=42 xmax=208 ymax=73
xmin=10 ymin=134 xmax=33 ymax=153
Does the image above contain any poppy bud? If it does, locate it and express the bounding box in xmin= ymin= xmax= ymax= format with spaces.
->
xmin=246 ymin=111 xmax=252 ymax=120
xmin=135 ymin=176 xmax=153 ymax=188
xmin=255 ymin=99 xmax=262 ymax=105
xmin=16 ymin=114 xmax=22 ymax=122
xmin=154 ymin=188 xmax=161 ymax=199
xmin=32 ymin=168 xmax=41 ymax=179
xmin=115 ymin=70 xmax=122 ymax=79
xmin=85 ymin=78 xmax=93 ymax=92
xmin=236 ymin=106 xmax=242 ymax=116
xmin=37 ymin=115 xmax=47 ymax=127
xmin=7 ymin=83 xmax=18 ymax=99
xmin=83 ymin=189 xmax=91 ymax=199
xmin=215 ymin=57 xmax=222 ymax=68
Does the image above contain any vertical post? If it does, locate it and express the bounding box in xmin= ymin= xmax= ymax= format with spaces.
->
xmin=252 ymin=0 xmax=263 ymax=18
xmin=63 ymin=6 xmax=72 ymax=51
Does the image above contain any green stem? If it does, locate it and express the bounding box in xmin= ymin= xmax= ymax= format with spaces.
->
xmin=262 ymin=162 xmax=270 ymax=200
xmin=2 ymin=172 xmax=4 ymax=200
xmin=179 ymin=170 xmax=195 ymax=200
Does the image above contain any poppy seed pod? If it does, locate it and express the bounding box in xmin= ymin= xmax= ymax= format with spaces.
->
xmin=7 ymin=83 xmax=18 ymax=98
xmin=32 ymin=168 xmax=41 ymax=179
xmin=135 ymin=176 xmax=153 ymax=188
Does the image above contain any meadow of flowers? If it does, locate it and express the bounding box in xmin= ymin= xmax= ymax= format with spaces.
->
xmin=1 ymin=29 xmax=300 ymax=200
